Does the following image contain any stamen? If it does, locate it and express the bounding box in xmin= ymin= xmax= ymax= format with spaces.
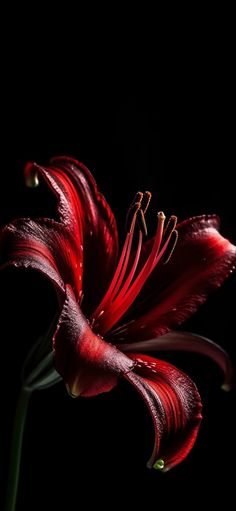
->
xmin=163 ymin=230 xmax=178 ymax=264
xmin=163 ymin=215 xmax=177 ymax=238
xmin=137 ymin=209 xmax=148 ymax=235
xmin=91 ymin=195 xmax=141 ymax=321
xmin=109 ymin=214 xmax=141 ymax=302
xmin=112 ymin=230 xmax=143 ymax=302
xmin=142 ymin=191 xmax=152 ymax=213
xmin=93 ymin=194 xmax=178 ymax=335
xmin=97 ymin=212 xmax=167 ymax=334
xmin=125 ymin=192 xmax=143 ymax=233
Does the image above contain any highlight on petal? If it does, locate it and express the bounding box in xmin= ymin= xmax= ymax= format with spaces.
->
xmin=25 ymin=157 xmax=119 ymax=313
xmin=125 ymin=354 xmax=202 ymax=471
xmin=110 ymin=215 xmax=236 ymax=342
xmin=0 ymin=217 xmax=83 ymax=301
xmin=53 ymin=285 xmax=134 ymax=397
xmin=118 ymin=331 xmax=234 ymax=389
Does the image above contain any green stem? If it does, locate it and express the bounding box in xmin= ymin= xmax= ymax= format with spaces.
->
xmin=5 ymin=387 xmax=31 ymax=511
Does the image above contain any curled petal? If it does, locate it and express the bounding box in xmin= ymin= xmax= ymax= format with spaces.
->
xmin=118 ymin=331 xmax=234 ymax=389
xmin=110 ymin=216 xmax=236 ymax=341
xmin=53 ymin=285 xmax=134 ymax=397
xmin=0 ymin=218 xmax=81 ymax=300
xmin=26 ymin=157 xmax=118 ymax=312
xmin=125 ymin=354 xmax=202 ymax=471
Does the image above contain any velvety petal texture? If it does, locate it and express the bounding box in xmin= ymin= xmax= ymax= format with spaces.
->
xmin=0 ymin=218 xmax=79 ymax=299
xmin=125 ymin=354 xmax=202 ymax=471
xmin=109 ymin=216 xmax=236 ymax=342
xmin=1 ymin=156 xmax=235 ymax=472
xmin=53 ymin=285 xmax=134 ymax=397
xmin=119 ymin=331 xmax=234 ymax=389
xmin=26 ymin=157 xmax=119 ymax=312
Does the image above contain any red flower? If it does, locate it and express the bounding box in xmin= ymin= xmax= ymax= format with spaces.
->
xmin=1 ymin=156 xmax=235 ymax=471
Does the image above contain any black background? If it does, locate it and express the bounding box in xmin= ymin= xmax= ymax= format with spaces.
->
xmin=0 ymin=65 xmax=235 ymax=509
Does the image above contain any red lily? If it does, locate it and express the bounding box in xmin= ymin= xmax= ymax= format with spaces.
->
xmin=1 ymin=156 xmax=235 ymax=471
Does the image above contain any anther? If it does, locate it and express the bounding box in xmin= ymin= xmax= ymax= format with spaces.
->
xmin=163 ymin=215 xmax=177 ymax=240
xmin=131 ymin=191 xmax=144 ymax=208
xmin=163 ymin=230 xmax=178 ymax=264
xmin=137 ymin=209 xmax=148 ymax=235
xmin=142 ymin=191 xmax=152 ymax=213
xmin=125 ymin=193 xmax=143 ymax=233
xmin=157 ymin=211 xmax=166 ymax=221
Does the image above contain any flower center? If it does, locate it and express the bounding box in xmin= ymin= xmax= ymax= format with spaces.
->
xmin=91 ymin=193 xmax=177 ymax=335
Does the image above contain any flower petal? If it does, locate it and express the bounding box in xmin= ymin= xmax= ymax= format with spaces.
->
xmin=125 ymin=354 xmax=202 ymax=471
xmin=110 ymin=215 xmax=236 ymax=341
xmin=118 ymin=331 xmax=233 ymax=389
xmin=25 ymin=156 xmax=118 ymax=312
xmin=53 ymin=285 xmax=134 ymax=397
xmin=0 ymin=217 xmax=82 ymax=300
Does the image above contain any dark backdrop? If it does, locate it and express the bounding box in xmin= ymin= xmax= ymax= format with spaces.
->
xmin=0 ymin=85 xmax=235 ymax=510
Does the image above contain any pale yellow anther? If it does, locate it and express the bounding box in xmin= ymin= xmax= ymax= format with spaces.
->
xmin=142 ymin=191 xmax=152 ymax=213
xmin=157 ymin=211 xmax=166 ymax=221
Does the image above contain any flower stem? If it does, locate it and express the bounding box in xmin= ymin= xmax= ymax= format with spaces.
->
xmin=5 ymin=387 xmax=31 ymax=511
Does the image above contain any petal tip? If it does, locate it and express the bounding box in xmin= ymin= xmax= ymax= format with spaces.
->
xmin=24 ymin=162 xmax=40 ymax=188
xmin=65 ymin=382 xmax=78 ymax=398
xmin=153 ymin=459 xmax=165 ymax=471
xmin=221 ymin=382 xmax=233 ymax=392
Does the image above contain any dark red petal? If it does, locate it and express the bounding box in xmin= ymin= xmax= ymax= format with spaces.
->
xmin=53 ymin=285 xmax=134 ymax=397
xmin=109 ymin=215 xmax=236 ymax=341
xmin=26 ymin=157 xmax=118 ymax=313
xmin=125 ymin=353 xmax=202 ymax=471
xmin=0 ymin=217 xmax=83 ymax=301
xmin=119 ymin=331 xmax=233 ymax=389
